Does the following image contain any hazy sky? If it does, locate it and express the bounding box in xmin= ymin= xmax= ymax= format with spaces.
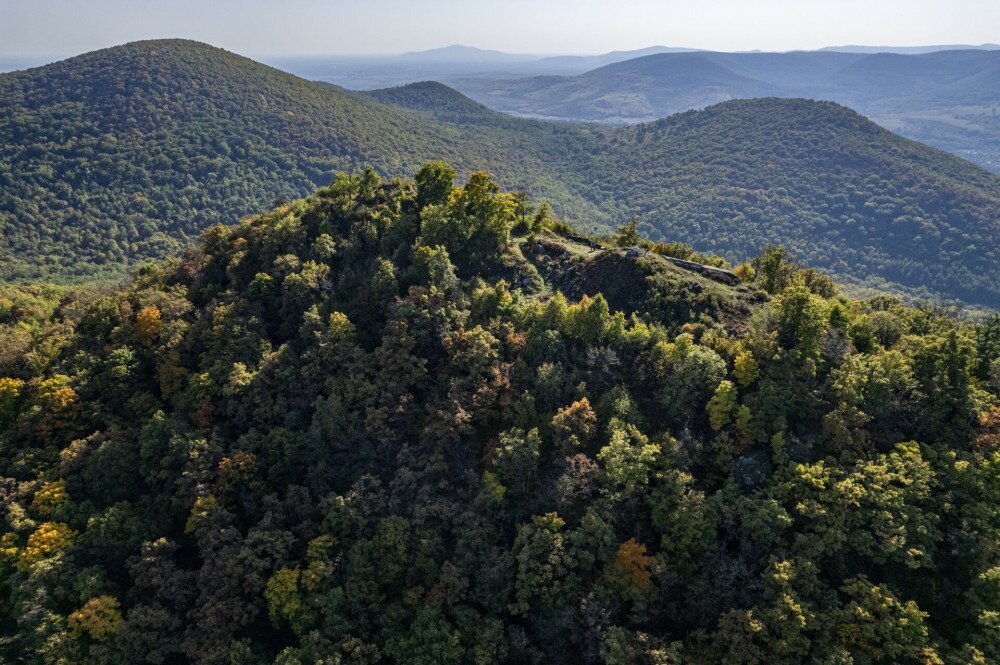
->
xmin=3 ymin=0 xmax=998 ymax=57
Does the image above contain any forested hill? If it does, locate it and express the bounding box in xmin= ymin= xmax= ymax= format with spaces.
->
xmin=3 ymin=40 xmax=1000 ymax=307
xmin=0 ymin=40 xmax=607 ymax=281
xmin=1 ymin=165 xmax=999 ymax=663
xmin=359 ymin=81 xmax=500 ymax=121
xmin=596 ymin=99 xmax=1000 ymax=307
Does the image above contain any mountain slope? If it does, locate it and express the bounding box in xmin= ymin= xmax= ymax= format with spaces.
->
xmin=358 ymin=81 xmax=499 ymax=121
xmin=531 ymin=45 xmax=703 ymax=73
xmin=453 ymin=49 xmax=1000 ymax=174
xmin=3 ymin=40 xmax=1000 ymax=307
xmin=701 ymin=51 xmax=866 ymax=87
xmin=577 ymin=53 xmax=780 ymax=119
xmin=827 ymin=50 xmax=1000 ymax=108
xmin=2 ymin=167 xmax=999 ymax=664
xmin=594 ymin=99 xmax=1000 ymax=306
xmin=459 ymin=49 xmax=1000 ymax=122
xmin=465 ymin=53 xmax=779 ymax=122
xmin=0 ymin=40 xmax=607 ymax=280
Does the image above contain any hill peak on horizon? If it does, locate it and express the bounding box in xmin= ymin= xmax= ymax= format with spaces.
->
xmin=819 ymin=42 xmax=1000 ymax=54
xmin=398 ymin=44 xmax=537 ymax=61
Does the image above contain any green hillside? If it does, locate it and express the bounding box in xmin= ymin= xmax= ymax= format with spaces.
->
xmin=358 ymin=81 xmax=499 ymax=121
xmin=2 ymin=166 xmax=999 ymax=664
xmin=3 ymin=40 xmax=1000 ymax=307
xmin=0 ymin=40 xmax=607 ymax=281
xmin=595 ymin=99 xmax=1000 ymax=307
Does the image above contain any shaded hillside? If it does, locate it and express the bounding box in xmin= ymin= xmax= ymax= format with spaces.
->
xmin=459 ymin=49 xmax=1000 ymax=121
xmin=530 ymin=45 xmax=703 ymax=74
xmin=2 ymin=167 xmax=999 ymax=664
xmin=827 ymin=50 xmax=1000 ymax=109
xmin=3 ymin=40 xmax=1000 ymax=307
xmin=703 ymin=51 xmax=866 ymax=88
xmin=465 ymin=53 xmax=778 ymax=123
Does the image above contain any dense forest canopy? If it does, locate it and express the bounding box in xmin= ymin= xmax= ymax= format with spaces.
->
xmin=2 ymin=165 xmax=1000 ymax=664
xmin=3 ymin=40 xmax=1000 ymax=306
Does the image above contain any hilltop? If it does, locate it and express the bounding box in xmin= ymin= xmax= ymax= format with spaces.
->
xmin=359 ymin=81 xmax=498 ymax=120
xmin=3 ymin=40 xmax=1000 ymax=307
xmin=1 ymin=166 xmax=999 ymax=663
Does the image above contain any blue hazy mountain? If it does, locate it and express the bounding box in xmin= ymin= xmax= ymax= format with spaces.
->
xmin=451 ymin=49 xmax=1000 ymax=173
xmin=820 ymin=43 xmax=1000 ymax=54
xmin=398 ymin=44 xmax=540 ymax=62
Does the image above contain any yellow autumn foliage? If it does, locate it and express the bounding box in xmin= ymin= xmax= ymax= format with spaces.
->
xmin=68 ymin=595 xmax=122 ymax=641
xmin=19 ymin=521 xmax=76 ymax=570
xmin=733 ymin=350 xmax=760 ymax=386
xmin=610 ymin=538 xmax=655 ymax=590
xmin=31 ymin=479 xmax=69 ymax=517
xmin=135 ymin=305 xmax=163 ymax=346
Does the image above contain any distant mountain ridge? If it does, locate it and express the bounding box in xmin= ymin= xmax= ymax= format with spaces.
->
xmin=458 ymin=49 xmax=1000 ymax=120
xmin=532 ymin=46 xmax=703 ymax=71
xmin=262 ymin=45 xmax=710 ymax=89
xmin=398 ymin=44 xmax=538 ymax=62
xmin=820 ymin=43 xmax=1000 ymax=54
xmin=3 ymin=40 xmax=1000 ymax=307
xmin=462 ymin=52 xmax=782 ymax=123
xmin=453 ymin=48 xmax=1000 ymax=173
